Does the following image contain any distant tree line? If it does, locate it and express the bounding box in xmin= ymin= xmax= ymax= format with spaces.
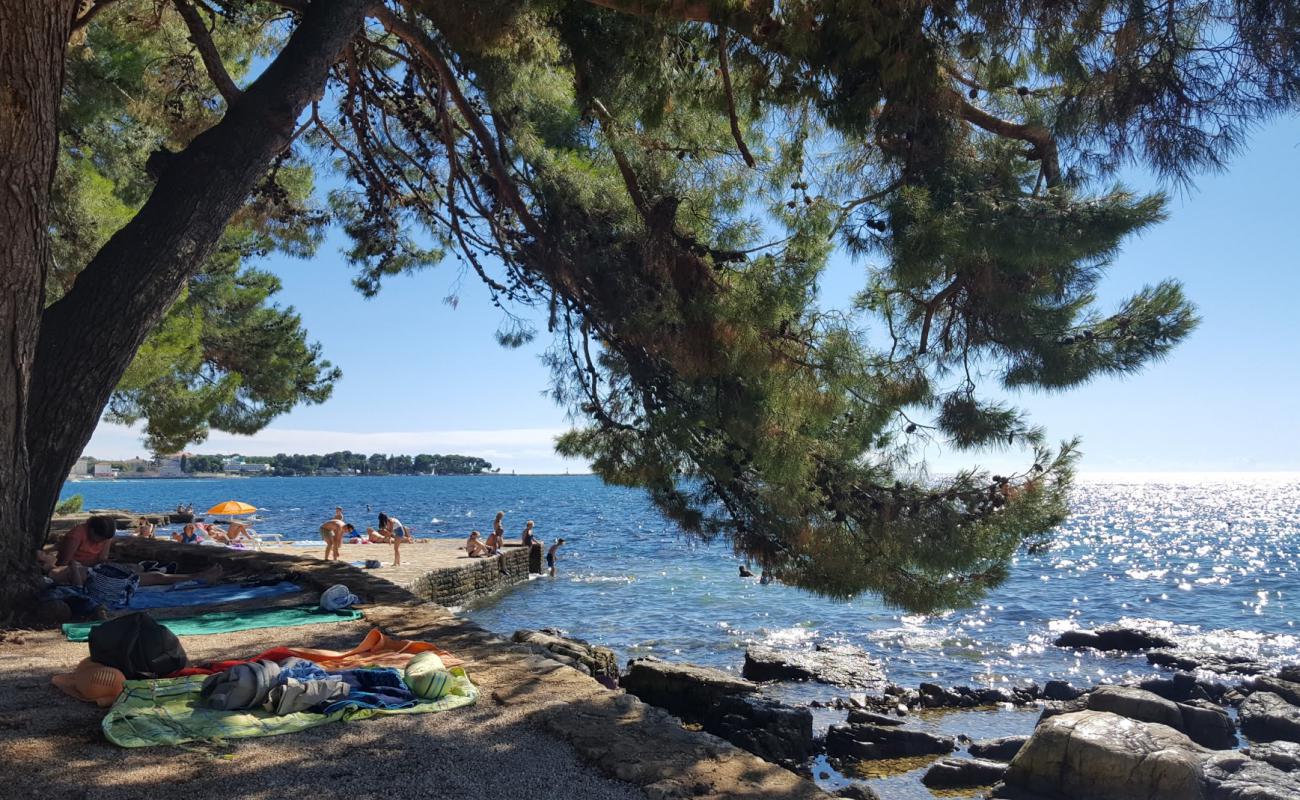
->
xmin=181 ymin=452 xmax=494 ymax=476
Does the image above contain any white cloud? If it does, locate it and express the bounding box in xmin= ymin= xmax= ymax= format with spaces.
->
xmin=83 ymin=422 xmax=588 ymax=474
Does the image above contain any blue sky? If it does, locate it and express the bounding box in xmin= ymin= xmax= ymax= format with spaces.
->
xmin=86 ymin=118 xmax=1300 ymax=474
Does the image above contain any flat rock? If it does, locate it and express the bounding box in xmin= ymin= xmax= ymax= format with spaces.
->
xmin=1239 ymin=692 xmax=1300 ymax=744
xmin=921 ymin=757 xmax=1007 ymax=789
xmin=702 ymin=694 xmax=814 ymax=768
xmin=1086 ymin=685 xmax=1236 ymax=749
xmin=968 ymin=735 xmax=1029 ymax=762
xmin=1054 ymin=626 xmax=1176 ymax=652
xmin=833 ymin=786 xmax=880 ymax=800
xmin=742 ymin=643 xmax=886 ymax=688
xmin=825 ymin=723 xmax=956 ymax=760
xmin=1139 ymin=672 xmax=1225 ymax=704
xmin=1247 ymin=741 xmax=1300 ymax=772
xmin=1277 ymin=665 xmax=1300 ymax=683
xmin=1204 ymin=751 xmax=1300 ymax=800
xmin=846 ymin=709 xmax=904 ymax=727
xmin=1042 ymin=680 xmax=1083 ymax=701
xmin=513 ymin=629 xmax=619 ymax=678
xmin=1001 ymin=710 xmax=1208 ymax=800
xmin=620 ymin=657 xmax=755 ymax=721
xmin=1251 ymin=676 xmax=1300 ymax=707
xmin=1148 ymin=649 xmax=1271 ymax=676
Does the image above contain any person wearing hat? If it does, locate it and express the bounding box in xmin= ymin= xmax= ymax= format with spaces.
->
xmin=51 ymin=659 xmax=126 ymax=707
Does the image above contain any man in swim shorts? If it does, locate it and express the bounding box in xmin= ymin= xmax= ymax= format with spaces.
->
xmin=319 ymin=518 xmax=354 ymax=561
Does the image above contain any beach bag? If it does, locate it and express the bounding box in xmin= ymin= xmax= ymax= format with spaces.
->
xmin=200 ymin=659 xmax=281 ymax=710
xmin=83 ymin=563 xmax=140 ymax=608
xmin=88 ymin=612 xmax=188 ymax=679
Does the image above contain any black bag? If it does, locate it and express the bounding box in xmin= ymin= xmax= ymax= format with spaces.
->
xmin=88 ymin=612 xmax=188 ymax=679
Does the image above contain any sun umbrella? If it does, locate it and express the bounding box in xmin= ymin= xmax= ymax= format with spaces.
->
xmin=206 ymin=500 xmax=258 ymax=516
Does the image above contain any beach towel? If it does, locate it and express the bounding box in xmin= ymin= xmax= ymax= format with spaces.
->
xmin=102 ymin=668 xmax=477 ymax=747
xmin=169 ymin=628 xmax=462 ymax=676
xmin=127 ymin=580 xmax=303 ymax=610
xmin=63 ymin=606 xmax=363 ymax=642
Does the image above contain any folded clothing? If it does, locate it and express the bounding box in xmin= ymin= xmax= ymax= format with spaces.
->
xmin=319 ymin=667 xmax=417 ymax=714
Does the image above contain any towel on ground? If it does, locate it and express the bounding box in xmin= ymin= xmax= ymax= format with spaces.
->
xmin=63 ymin=605 xmax=363 ymax=642
xmin=102 ymin=668 xmax=477 ymax=747
xmin=127 ymin=580 xmax=302 ymax=610
xmin=168 ymin=628 xmax=461 ymax=676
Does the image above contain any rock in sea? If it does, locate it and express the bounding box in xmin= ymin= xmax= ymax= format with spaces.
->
xmin=996 ymin=710 xmax=1207 ymax=800
xmin=921 ymin=757 xmax=1007 ymax=789
xmin=1053 ymin=626 xmax=1176 ymax=652
xmin=1085 ymin=685 xmax=1237 ymax=750
xmin=742 ymin=643 xmax=886 ymax=688
xmin=701 ymin=694 xmax=814 ymax=768
xmin=968 ymin=735 xmax=1029 ymax=762
xmin=825 ymin=722 xmax=956 ymax=760
xmin=620 ymin=656 xmax=755 ymax=720
xmin=1239 ymin=692 xmax=1300 ymax=744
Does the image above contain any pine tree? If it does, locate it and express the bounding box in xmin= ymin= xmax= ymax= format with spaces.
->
xmin=3 ymin=0 xmax=1297 ymax=613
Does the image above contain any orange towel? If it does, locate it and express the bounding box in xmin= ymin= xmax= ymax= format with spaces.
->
xmin=169 ymin=628 xmax=462 ymax=676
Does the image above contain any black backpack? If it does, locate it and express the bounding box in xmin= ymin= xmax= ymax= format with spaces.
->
xmin=89 ymin=612 xmax=188 ymax=679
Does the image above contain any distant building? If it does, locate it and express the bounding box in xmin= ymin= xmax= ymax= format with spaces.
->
xmin=222 ymin=456 xmax=271 ymax=474
xmin=93 ymin=463 xmax=117 ymax=479
xmin=157 ymin=454 xmax=187 ymax=478
xmin=67 ymin=456 xmax=94 ymax=482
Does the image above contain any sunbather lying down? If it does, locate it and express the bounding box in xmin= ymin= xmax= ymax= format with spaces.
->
xmin=39 ymin=550 xmax=223 ymax=587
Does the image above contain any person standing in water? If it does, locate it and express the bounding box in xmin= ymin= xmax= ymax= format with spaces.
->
xmin=546 ymin=538 xmax=565 ymax=577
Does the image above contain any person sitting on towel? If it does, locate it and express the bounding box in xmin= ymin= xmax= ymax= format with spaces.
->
xmin=53 ymin=519 xmax=222 ymax=586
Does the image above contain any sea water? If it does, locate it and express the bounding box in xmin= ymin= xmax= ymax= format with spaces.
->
xmin=60 ymin=474 xmax=1299 ymax=689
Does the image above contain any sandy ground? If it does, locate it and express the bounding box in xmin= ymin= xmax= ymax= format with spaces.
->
xmin=2 ymin=538 xmax=827 ymax=800
xmin=0 ymin=618 xmax=643 ymax=800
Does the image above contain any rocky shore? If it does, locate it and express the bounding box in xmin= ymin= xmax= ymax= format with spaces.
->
xmin=513 ymin=623 xmax=1300 ymax=799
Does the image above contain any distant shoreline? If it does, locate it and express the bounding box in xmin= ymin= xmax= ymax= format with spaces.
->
xmin=66 ymin=472 xmax=596 ymax=482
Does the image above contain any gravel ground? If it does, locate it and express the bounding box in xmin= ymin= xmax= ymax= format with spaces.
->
xmin=0 ymin=620 xmax=644 ymax=800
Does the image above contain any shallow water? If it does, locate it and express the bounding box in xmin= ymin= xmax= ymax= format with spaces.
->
xmin=62 ymin=474 xmax=1299 ymax=689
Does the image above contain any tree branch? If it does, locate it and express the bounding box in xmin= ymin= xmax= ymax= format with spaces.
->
xmin=717 ymin=27 xmax=755 ymax=168
xmin=173 ymin=0 xmax=243 ymax=105
xmin=952 ymin=90 xmax=1060 ymax=187
xmin=27 ymin=0 xmax=371 ymax=527
xmin=71 ymin=0 xmax=121 ymax=34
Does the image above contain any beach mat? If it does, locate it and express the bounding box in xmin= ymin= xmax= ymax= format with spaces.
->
xmin=127 ymin=581 xmax=302 ymax=610
xmin=63 ymin=605 xmax=363 ymax=642
xmin=102 ymin=668 xmax=477 ymax=747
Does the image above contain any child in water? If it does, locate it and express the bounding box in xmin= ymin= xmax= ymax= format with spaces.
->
xmin=546 ymin=538 xmax=565 ymax=577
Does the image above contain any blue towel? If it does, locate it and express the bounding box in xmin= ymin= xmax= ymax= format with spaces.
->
xmin=127 ymin=581 xmax=302 ymax=609
xmin=316 ymin=668 xmax=417 ymax=714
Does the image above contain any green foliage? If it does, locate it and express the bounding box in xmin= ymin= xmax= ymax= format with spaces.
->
xmin=54 ymin=494 xmax=85 ymax=515
xmin=54 ymin=1 xmax=338 ymax=454
xmin=69 ymin=0 xmax=1298 ymax=610
xmin=184 ymin=452 xmax=492 ymax=476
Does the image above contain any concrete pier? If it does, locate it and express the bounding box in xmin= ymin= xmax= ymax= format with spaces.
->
xmin=256 ymin=539 xmax=535 ymax=607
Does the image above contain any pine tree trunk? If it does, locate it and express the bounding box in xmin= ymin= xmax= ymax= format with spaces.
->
xmin=0 ymin=0 xmax=372 ymax=616
xmin=0 ymin=0 xmax=80 ymax=616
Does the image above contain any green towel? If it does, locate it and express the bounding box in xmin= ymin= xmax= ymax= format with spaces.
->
xmin=102 ymin=669 xmax=478 ymax=747
xmin=63 ymin=605 xmax=364 ymax=642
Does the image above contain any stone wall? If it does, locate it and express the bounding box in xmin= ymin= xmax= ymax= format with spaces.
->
xmin=405 ymin=546 xmax=532 ymax=607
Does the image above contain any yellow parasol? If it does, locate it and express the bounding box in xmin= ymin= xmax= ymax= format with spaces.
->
xmin=206 ymin=500 xmax=258 ymax=516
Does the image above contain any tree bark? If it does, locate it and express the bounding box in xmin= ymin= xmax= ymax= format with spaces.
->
xmin=11 ymin=0 xmax=371 ymax=602
xmin=0 ymin=0 xmax=80 ymax=614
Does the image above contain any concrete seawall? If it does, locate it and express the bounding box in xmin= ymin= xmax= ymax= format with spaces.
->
xmin=406 ymin=545 xmax=532 ymax=606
